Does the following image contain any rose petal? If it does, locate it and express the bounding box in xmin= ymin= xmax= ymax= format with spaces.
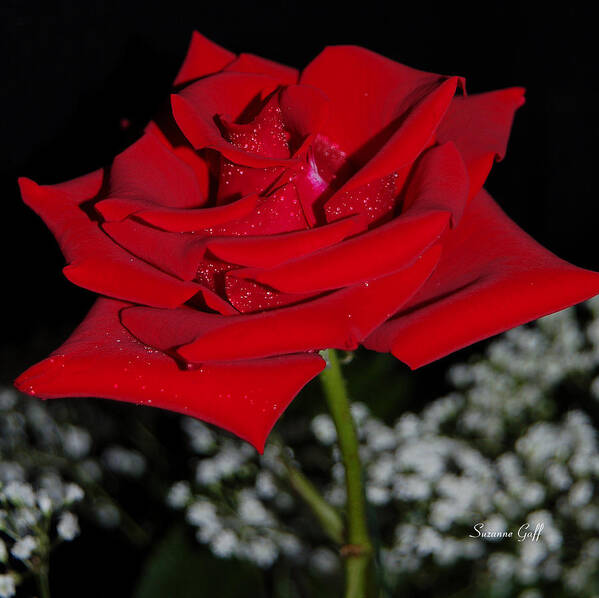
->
xmin=205 ymin=215 xmax=361 ymax=268
xmin=172 ymin=73 xmax=301 ymax=168
xmin=14 ymin=298 xmax=324 ymax=451
xmin=121 ymin=243 xmax=441 ymax=362
xmin=225 ymin=277 xmax=318 ymax=314
xmin=325 ymin=77 xmax=459 ymax=220
xmin=402 ymin=142 xmax=470 ymax=226
xmin=364 ymin=190 xmax=599 ymax=367
xmin=231 ymin=209 xmax=450 ymax=293
xmin=107 ymin=131 xmax=203 ymax=209
xmin=101 ymin=220 xmax=206 ymax=281
xmin=98 ymin=193 xmax=259 ymax=232
xmin=174 ymin=31 xmax=236 ymax=87
xmin=437 ymin=87 xmax=526 ymax=202
xmin=301 ymin=45 xmax=459 ymax=161
xmin=19 ymin=175 xmax=199 ymax=308
xmin=145 ymin=121 xmax=212 ymax=202
xmin=207 ymin=184 xmax=308 ymax=236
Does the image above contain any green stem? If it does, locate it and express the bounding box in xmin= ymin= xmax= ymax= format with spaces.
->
xmin=278 ymin=448 xmax=344 ymax=545
xmin=319 ymin=349 xmax=373 ymax=598
xmin=36 ymin=565 xmax=51 ymax=598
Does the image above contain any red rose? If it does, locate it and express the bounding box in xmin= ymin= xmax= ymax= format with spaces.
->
xmin=15 ymin=32 xmax=599 ymax=450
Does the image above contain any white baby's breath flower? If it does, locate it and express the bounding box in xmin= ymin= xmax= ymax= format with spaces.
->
xmin=568 ymin=479 xmax=593 ymax=507
xmin=186 ymin=500 xmax=217 ymax=527
xmin=238 ymin=490 xmax=273 ymax=526
xmin=37 ymin=491 xmax=52 ymax=515
xmin=64 ymin=483 xmax=84 ymax=504
xmin=3 ymin=482 xmax=35 ymax=508
xmin=166 ymin=481 xmax=191 ymax=509
xmin=11 ymin=535 xmax=36 ymax=561
xmin=182 ymin=418 xmax=215 ymax=454
xmin=0 ymin=388 xmax=17 ymax=410
xmin=309 ymin=547 xmax=339 ymax=574
xmin=244 ymin=536 xmax=278 ymax=568
xmin=0 ymin=574 xmax=16 ymax=598
xmin=210 ymin=529 xmax=238 ymax=558
xmin=61 ymin=426 xmax=92 ymax=459
xmin=366 ymin=485 xmax=390 ymax=505
xmin=57 ymin=512 xmax=80 ymax=541
xmin=311 ymin=414 xmax=337 ymax=445
xmin=255 ymin=471 xmax=277 ymax=499
xmin=103 ymin=446 xmax=146 ymax=477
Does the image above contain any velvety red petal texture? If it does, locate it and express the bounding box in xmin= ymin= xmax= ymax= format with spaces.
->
xmin=107 ymin=131 xmax=203 ymax=208
xmin=98 ymin=193 xmax=259 ymax=232
xmin=17 ymin=33 xmax=598 ymax=449
xmin=204 ymin=215 xmax=361 ymax=268
xmin=14 ymin=299 xmax=325 ymax=451
xmin=172 ymin=73 xmax=301 ymax=168
xmin=300 ymin=45 xmax=460 ymax=162
xmin=121 ymin=244 xmax=441 ymax=362
xmin=173 ymin=31 xmax=235 ymax=87
xmin=19 ymin=175 xmax=199 ymax=308
xmin=436 ymin=88 xmax=526 ymax=202
xmin=232 ymin=210 xmax=449 ymax=293
xmin=364 ymin=190 xmax=599 ymax=367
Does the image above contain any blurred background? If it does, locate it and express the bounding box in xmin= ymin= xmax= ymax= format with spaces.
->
xmin=1 ymin=2 xmax=599 ymax=596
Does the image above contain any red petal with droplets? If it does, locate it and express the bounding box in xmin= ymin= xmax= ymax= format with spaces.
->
xmin=121 ymin=244 xmax=441 ymax=362
xmin=364 ymin=190 xmax=599 ymax=368
xmin=327 ymin=76 xmax=460 ymax=199
xmin=172 ymin=73 xmax=300 ymax=168
xmin=205 ymin=215 xmax=361 ymax=268
xmin=174 ymin=31 xmax=236 ymax=87
xmin=14 ymin=299 xmax=324 ymax=451
xmin=19 ymin=176 xmax=199 ymax=308
xmin=232 ymin=209 xmax=450 ymax=293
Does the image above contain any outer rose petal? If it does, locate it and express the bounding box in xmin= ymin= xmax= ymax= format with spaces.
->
xmin=18 ymin=175 xmax=199 ymax=308
xmin=301 ymin=45 xmax=458 ymax=161
xmin=173 ymin=31 xmax=236 ymax=87
xmin=364 ymin=190 xmax=599 ymax=368
xmin=224 ymin=53 xmax=299 ymax=84
xmin=437 ymin=87 xmax=526 ymax=202
xmin=14 ymin=299 xmax=325 ymax=451
xmin=107 ymin=131 xmax=203 ymax=208
xmin=120 ymin=244 xmax=442 ymax=362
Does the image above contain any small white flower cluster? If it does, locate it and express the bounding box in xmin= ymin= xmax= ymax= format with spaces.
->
xmin=313 ymin=304 xmax=599 ymax=595
xmin=168 ymin=303 xmax=599 ymax=594
xmin=0 ymin=477 xmax=82 ymax=595
xmin=168 ymin=425 xmax=310 ymax=569
xmin=1 ymin=387 xmax=91 ymax=594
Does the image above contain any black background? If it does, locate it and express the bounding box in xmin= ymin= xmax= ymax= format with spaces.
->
xmin=2 ymin=1 xmax=599 ymax=379
xmin=1 ymin=3 xmax=599 ymax=595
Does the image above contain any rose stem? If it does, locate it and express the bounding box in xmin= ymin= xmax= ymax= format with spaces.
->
xmin=319 ymin=349 xmax=373 ymax=598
